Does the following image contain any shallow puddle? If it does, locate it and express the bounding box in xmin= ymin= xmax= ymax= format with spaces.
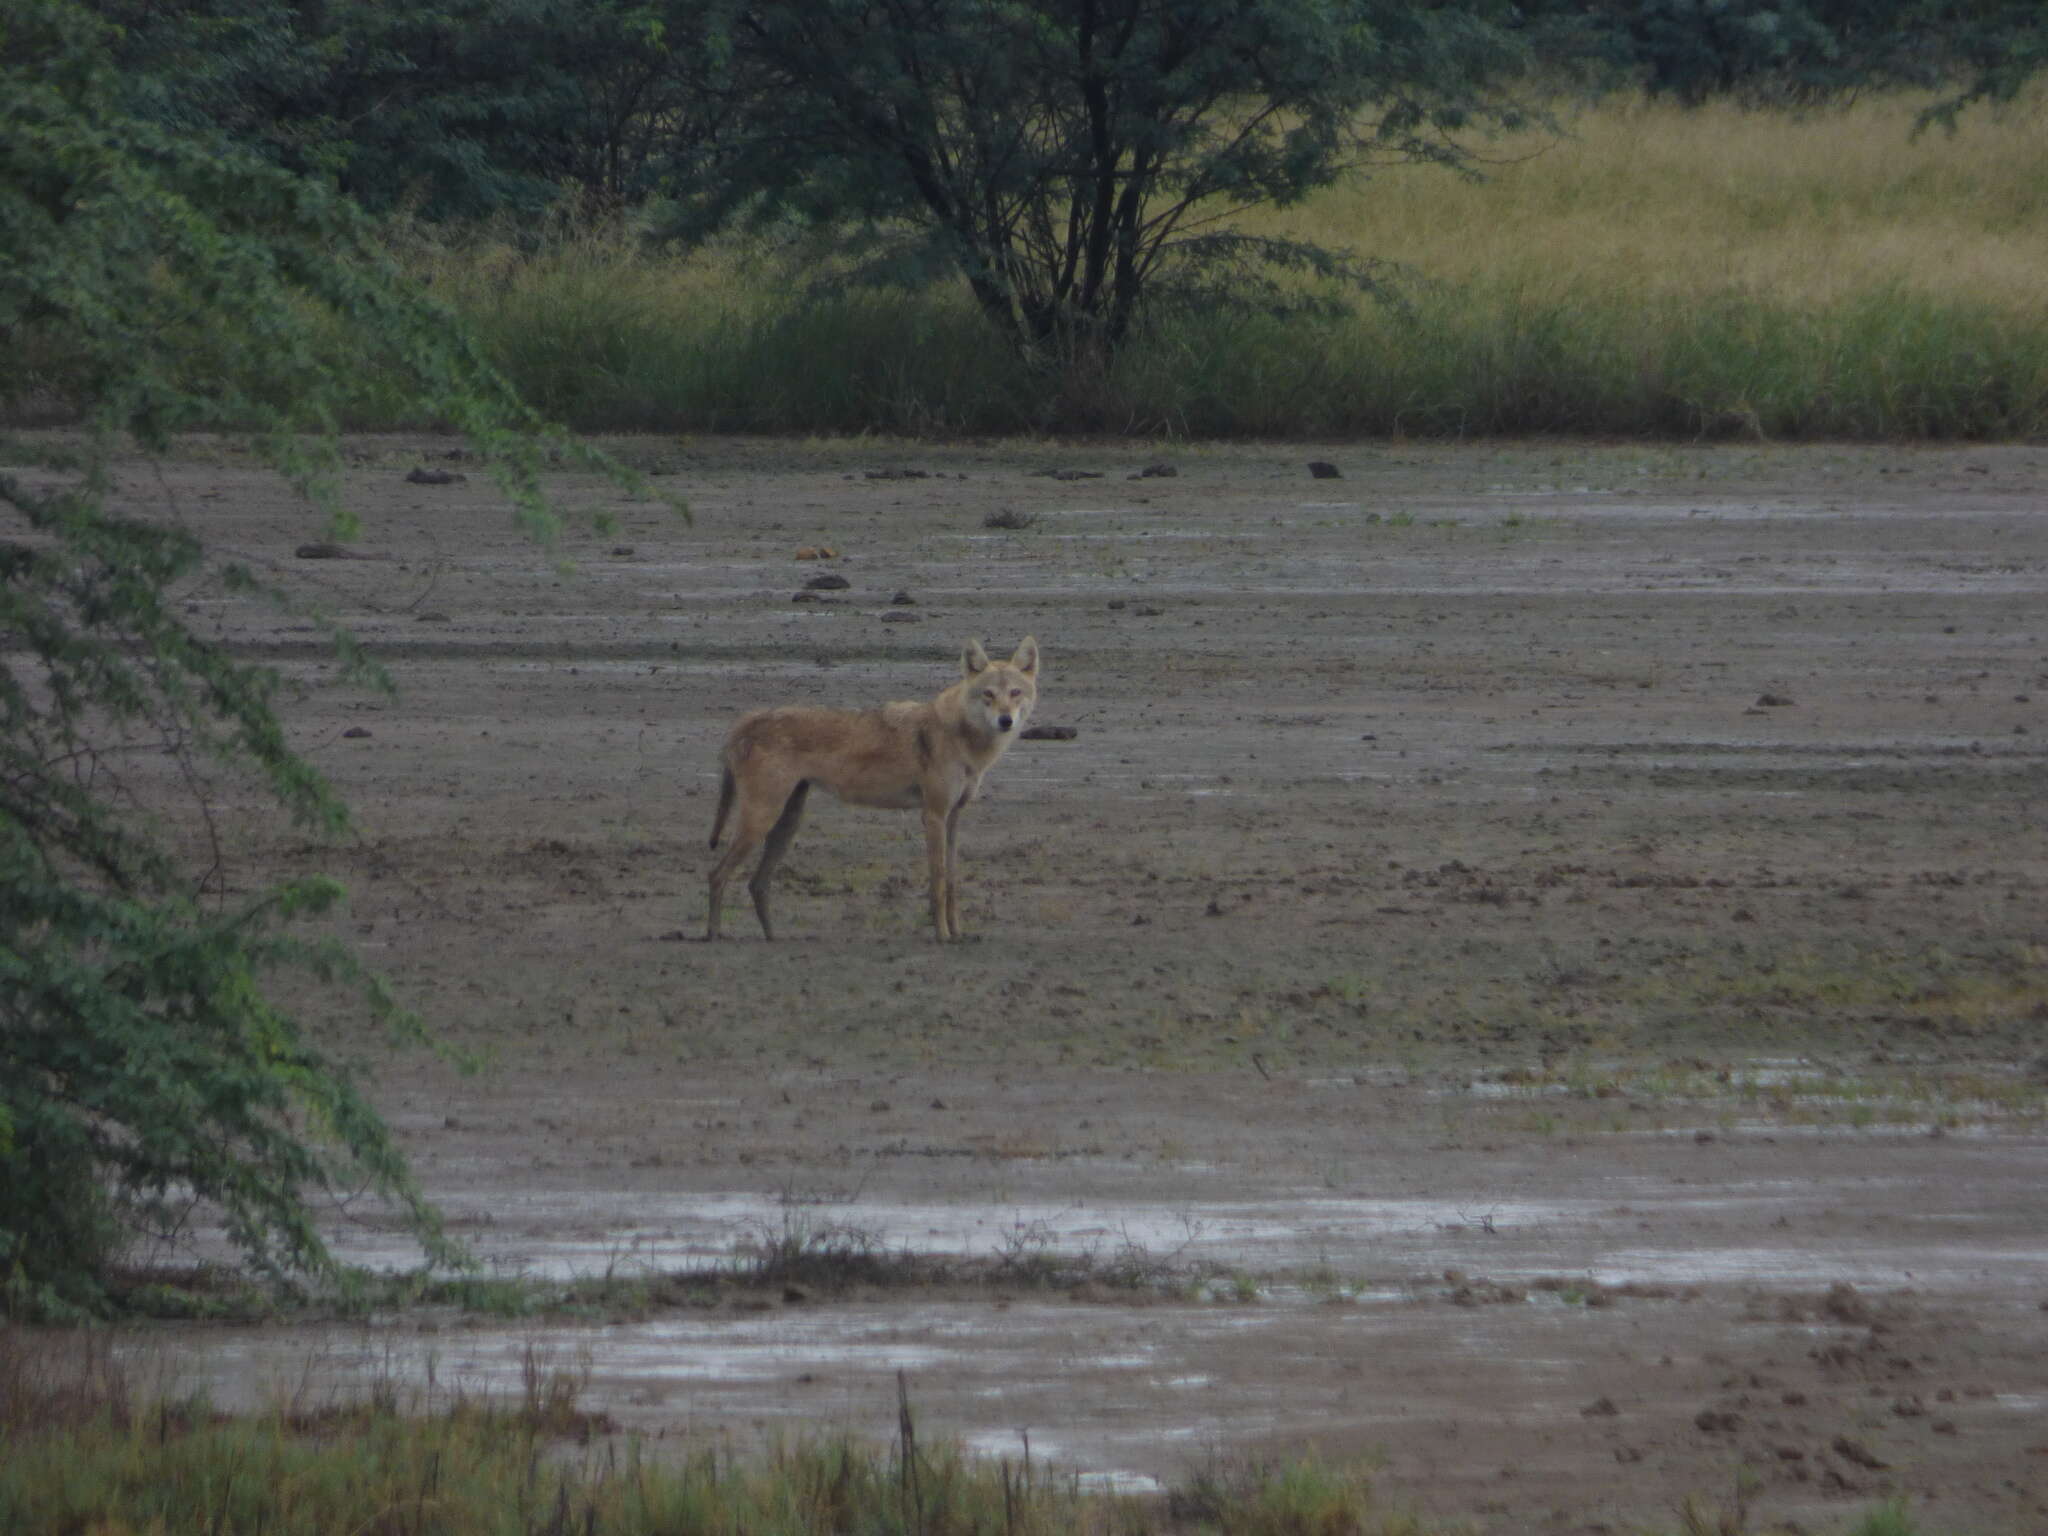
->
xmin=140 ymin=1130 xmax=2048 ymax=1497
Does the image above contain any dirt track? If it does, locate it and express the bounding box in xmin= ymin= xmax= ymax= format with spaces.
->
xmin=50 ymin=434 xmax=2048 ymax=1532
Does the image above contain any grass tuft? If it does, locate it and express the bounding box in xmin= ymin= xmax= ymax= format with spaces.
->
xmin=0 ymin=1326 xmax=1944 ymax=1534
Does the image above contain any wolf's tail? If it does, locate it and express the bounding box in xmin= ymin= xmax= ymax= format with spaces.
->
xmin=709 ymin=764 xmax=735 ymax=849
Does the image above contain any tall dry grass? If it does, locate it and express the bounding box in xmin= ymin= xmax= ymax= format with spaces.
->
xmin=1266 ymin=92 xmax=2048 ymax=309
xmin=370 ymin=91 xmax=2048 ymax=439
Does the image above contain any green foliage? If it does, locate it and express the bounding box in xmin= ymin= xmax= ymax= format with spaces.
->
xmin=1525 ymin=1 xmax=2045 ymax=108
xmin=1 ymin=0 xmax=647 ymax=1313
xmin=674 ymin=0 xmax=1548 ymax=354
xmin=1847 ymin=1500 xmax=1924 ymax=1536
xmin=1567 ymin=0 xmax=1942 ymax=103
xmin=1920 ymin=2 xmax=2048 ymax=124
xmin=83 ymin=0 xmax=694 ymax=218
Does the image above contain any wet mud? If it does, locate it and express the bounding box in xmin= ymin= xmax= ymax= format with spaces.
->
xmin=47 ymin=434 xmax=2048 ymax=1532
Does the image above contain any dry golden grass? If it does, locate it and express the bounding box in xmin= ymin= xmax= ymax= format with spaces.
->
xmin=1259 ymin=90 xmax=2048 ymax=313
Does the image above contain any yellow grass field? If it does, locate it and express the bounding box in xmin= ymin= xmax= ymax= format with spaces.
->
xmin=1264 ymin=91 xmax=2048 ymax=312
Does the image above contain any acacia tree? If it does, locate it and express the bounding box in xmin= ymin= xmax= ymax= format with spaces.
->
xmin=1 ymin=0 xmax=631 ymax=1313
xmin=674 ymin=0 xmax=1547 ymax=355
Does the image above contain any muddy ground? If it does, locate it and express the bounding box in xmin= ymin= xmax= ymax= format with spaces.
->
xmin=31 ymin=434 xmax=2048 ymax=1532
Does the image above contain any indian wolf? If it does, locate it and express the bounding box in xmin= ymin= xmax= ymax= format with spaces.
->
xmin=707 ymin=637 xmax=1041 ymax=941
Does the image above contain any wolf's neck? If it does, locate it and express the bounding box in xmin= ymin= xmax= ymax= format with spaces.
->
xmin=953 ymin=712 xmax=1011 ymax=756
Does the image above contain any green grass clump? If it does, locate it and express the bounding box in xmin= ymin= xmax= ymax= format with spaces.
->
xmin=0 ymin=1419 xmax=1112 ymax=1536
xmin=0 ymin=1328 xmax=1950 ymax=1534
xmin=0 ymin=1329 xmax=1381 ymax=1536
xmin=381 ymin=222 xmax=1043 ymax=435
xmin=1084 ymin=282 xmax=2048 ymax=438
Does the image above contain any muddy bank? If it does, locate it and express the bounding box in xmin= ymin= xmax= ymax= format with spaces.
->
xmin=49 ymin=434 xmax=2048 ymax=1532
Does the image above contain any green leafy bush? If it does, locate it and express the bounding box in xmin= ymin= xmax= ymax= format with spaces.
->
xmin=1 ymin=0 xmax=638 ymax=1313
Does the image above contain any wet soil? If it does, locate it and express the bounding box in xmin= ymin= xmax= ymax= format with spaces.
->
xmin=39 ymin=434 xmax=2048 ymax=1532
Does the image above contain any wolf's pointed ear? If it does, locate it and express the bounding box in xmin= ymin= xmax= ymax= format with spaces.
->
xmin=1012 ymin=636 xmax=1039 ymax=677
xmin=962 ymin=639 xmax=991 ymax=675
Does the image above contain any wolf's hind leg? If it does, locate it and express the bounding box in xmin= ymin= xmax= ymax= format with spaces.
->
xmin=705 ymin=755 xmax=756 ymax=937
xmin=708 ymin=765 xmax=736 ymax=849
xmin=707 ymin=777 xmax=792 ymax=939
xmin=706 ymin=829 xmax=757 ymax=940
xmin=747 ymin=781 xmax=810 ymax=941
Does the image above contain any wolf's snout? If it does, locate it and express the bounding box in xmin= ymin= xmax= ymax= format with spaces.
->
xmin=997 ymin=714 xmax=1015 ymax=731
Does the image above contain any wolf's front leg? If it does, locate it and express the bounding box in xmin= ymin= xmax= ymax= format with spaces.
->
xmin=942 ymin=799 xmax=966 ymax=937
xmin=922 ymin=807 xmax=955 ymax=940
